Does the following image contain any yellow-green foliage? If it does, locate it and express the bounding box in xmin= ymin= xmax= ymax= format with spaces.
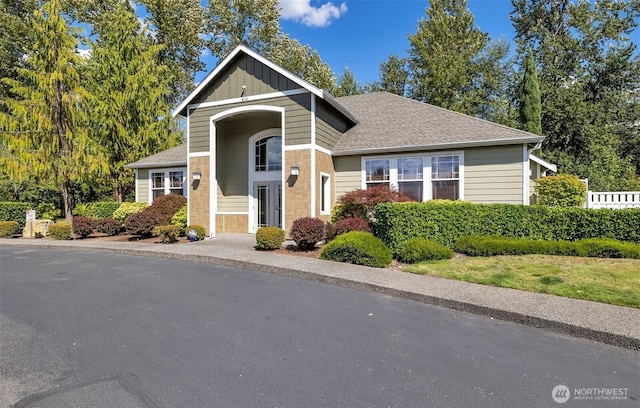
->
xmin=153 ymin=224 xmax=181 ymax=243
xmin=113 ymin=202 xmax=148 ymax=223
xmin=535 ymin=174 xmax=586 ymax=207
xmin=0 ymin=221 xmax=20 ymax=238
xmin=185 ymin=225 xmax=206 ymax=241
xmin=256 ymin=227 xmax=285 ymax=250
xmin=320 ymin=231 xmax=392 ymax=267
xmin=171 ymin=204 xmax=188 ymax=236
xmin=49 ymin=221 xmax=72 ymax=240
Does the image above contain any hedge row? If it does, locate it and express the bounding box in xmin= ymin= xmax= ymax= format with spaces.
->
xmin=454 ymin=236 xmax=640 ymax=259
xmin=0 ymin=202 xmax=33 ymax=230
xmin=375 ymin=202 xmax=640 ymax=254
xmin=74 ymin=201 xmax=121 ymax=219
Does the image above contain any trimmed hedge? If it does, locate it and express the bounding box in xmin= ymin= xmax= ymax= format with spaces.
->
xmin=95 ymin=218 xmax=122 ymax=236
xmin=320 ymin=231 xmax=392 ymax=268
xmin=0 ymin=221 xmax=20 ymax=238
xmin=73 ymin=202 xmax=120 ymax=219
xmin=153 ymin=224 xmax=181 ymax=243
xmin=72 ymin=216 xmax=95 ymax=238
xmin=256 ymin=227 xmax=285 ymax=250
xmin=334 ymin=217 xmax=372 ymax=236
xmin=49 ymin=222 xmax=72 ymax=240
xmin=397 ymin=237 xmax=453 ymax=263
xmin=125 ymin=211 xmax=161 ymax=237
xmin=0 ymin=202 xmax=32 ymax=230
xmin=453 ymin=236 xmax=640 ymax=259
xmin=375 ymin=202 xmax=640 ymax=254
xmin=148 ymin=194 xmax=187 ymax=225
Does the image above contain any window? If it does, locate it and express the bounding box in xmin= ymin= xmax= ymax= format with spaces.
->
xmin=365 ymin=159 xmax=389 ymax=188
xmin=150 ymin=170 xmax=185 ymax=202
xmin=431 ymin=155 xmax=460 ymax=200
xmin=320 ymin=174 xmax=330 ymax=214
xmin=363 ymin=154 xmax=462 ymax=202
xmin=397 ymin=157 xmax=423 ymax=202
xmin=255 ymin=136 xmax=282 ymax=171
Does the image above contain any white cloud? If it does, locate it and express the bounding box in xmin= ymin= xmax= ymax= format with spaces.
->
xmin=279 ymin=0 xmax=347 ymax=27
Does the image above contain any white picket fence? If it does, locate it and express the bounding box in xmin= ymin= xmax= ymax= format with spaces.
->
xmin=586 ymin=191 xmax=640 ymax=209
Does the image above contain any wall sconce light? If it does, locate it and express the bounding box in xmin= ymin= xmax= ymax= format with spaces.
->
xmin=290 ymin=162 xmax=300 ymax=176
xmin=192 ymin=169 xmax=201 ymax=180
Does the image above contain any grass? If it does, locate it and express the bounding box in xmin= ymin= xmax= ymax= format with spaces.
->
xmin=403 ymin=255 xmax=640 ymax=308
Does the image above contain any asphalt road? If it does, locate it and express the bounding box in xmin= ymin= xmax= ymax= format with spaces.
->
xmin=1 ymin=246 xmax=638 ymax=408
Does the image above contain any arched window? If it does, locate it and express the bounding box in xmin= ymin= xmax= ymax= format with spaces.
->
xmin=255 ymin=135 xmax=282 ymax=171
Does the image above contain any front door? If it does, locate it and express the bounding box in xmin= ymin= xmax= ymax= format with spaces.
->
xmin=254 ymin=181 xmax=281 ymax=229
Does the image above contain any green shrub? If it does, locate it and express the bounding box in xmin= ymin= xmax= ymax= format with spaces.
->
xmin=0 ymin=202 xmax=32 ymax=230
xmin=256 ymin=227 xmax=285 ymax=250
xmin=290 ymin=217 xmax=325 ymax=251
xmin=36 ymin=202 xmax=61 ymax=220
xmin=125 ymin=210 xmax=162 ymax=237
xmin=113 ymin=202 xmax=148 ymax=223
xmin=334 ymin=217 xmax=372 ymax=235
xmin=171 ymin=204 xmax=188 ymax=236
xmin=320 ymin=231 xmax=392 ymax=267
xmin=49 ymin=222 xmax=72 ymax=240
xmin=95 ymin=218 xmax=122 ymax=236
xmin=185 ymin=225 xmax=206 ymax=241
xmin=73 ymin=203 xmax=93 ymax=217
xmin=72 ymin=216 xmax=95 ymax=238
xmin=375 ymin=202 xmax=640 ymax=254
xmin=397 ymin=237 xmax=453 ymax=263
xmin=91 ymin=202 xmax=121 ymax=219
xmin=0 ymin=221 xmax=20 ymax=238
xmin=148 ymin=194 xmax=187 ymax=225
xmin=535 ymin=174 xmax=586 ymax=207
xmin=153 ymin=224 xmax=181 ymax=243
xmin=453 ymin=236 xmax=640 ymax=259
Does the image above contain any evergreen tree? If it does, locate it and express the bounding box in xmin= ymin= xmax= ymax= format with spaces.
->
xmin=333 ymin=67 xmax=364 ymax=97
xmin=407 ymin=0 xmax=487 ymax=113
xmin=367 ymin=54 xmax=408 ymax=96
xmin=0 ymin=0 xmax=104 ymax=222
xmin=518 ymin=48 xmax=542 ymax=135
xmin=86 ymin=2 xmax=180 ymax=202
xmin=511 ymin=0 xmax=640 ymax=189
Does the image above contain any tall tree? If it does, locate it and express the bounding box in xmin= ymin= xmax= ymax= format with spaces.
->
xmin=333 ymin=66 xmax=364 ymax=97
xmin=367 ymin=54 xmax=409 ymax=96
xmin=407 ymin=0 xmax=487 ymax=113
xmin=86 ymin=1 xmax=180 ymax=202
xmin=511 ymin=0 xmax=640 ymax=190
xmin=518 ymin=48 xmax=542 ymax=135
xmin=0 ymin=0 xmax=104 ymax=222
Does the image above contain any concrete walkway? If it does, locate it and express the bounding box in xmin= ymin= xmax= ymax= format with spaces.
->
xmin=3 ymin=234 xmax=639 ymax=350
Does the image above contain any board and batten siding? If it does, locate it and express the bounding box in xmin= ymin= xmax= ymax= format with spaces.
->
xmin=188 ymin=94 xmax=312 ymax=154
xmin=137 ymin=169 xmax=150 ymax=203
xmin=464 ymin=145 xmax=524 ymax=204
xmin=315 ymin=100 xmax=351 ymax=150
xmin=192 ymin=54 xmax=299 ymax=105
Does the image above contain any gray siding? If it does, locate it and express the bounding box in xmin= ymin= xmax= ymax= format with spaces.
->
xmin=137 ymin=169 xmax=149 ymax=203
xmin=315 ymin=99 xmax=350 ymax=150
xmin=188 ymin=94 xmax=312 ymax=154
xmin=193 ymin=54 xmax=299 ymax=104
xmin=464 ymin=145 xmax=524 ymax=204
xmin=334 ymin=156 xmax=362 ymax=198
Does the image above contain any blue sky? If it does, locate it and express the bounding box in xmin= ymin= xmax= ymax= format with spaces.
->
xmin=198 ymin=0 xmax=518 ymax=85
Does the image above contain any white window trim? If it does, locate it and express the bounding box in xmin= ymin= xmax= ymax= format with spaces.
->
xmin=360 ymin=152 xmax=464 ymax=201
xmin=320 ymin=172 xmax=331 ymax=215
xmin=148 ymin=167 xmax=188 ymax=204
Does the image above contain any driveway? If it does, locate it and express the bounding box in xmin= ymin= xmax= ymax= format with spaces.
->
xmin=1 ymin=247 xmax=638 ymax=407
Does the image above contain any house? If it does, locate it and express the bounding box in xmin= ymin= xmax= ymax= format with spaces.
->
xmin=127 ymin=45 xmax=555 ymax=237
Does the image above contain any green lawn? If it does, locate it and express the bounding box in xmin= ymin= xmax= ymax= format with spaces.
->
xmin=403 ymin=255 xmax=640 ymax=308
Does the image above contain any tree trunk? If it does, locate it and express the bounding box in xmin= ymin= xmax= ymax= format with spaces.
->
xmin=62 ymin=179 xmax=73 ymax=226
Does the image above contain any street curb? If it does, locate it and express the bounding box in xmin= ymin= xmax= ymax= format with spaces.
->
xmin=5 ymin=243 xmax=639 ymax=350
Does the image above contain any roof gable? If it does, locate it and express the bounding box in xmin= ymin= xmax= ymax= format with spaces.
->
xmin=125 ymin=144 xmax=187 ymax=169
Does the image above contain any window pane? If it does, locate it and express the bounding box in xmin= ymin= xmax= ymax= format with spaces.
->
xmin=398 ymin=158 xmax=423 ymax=180
xmin=365 ymin=160 xmax=389 ymax=181
xmin=366 ymin=182 xmax=390 ymax=190
xmin=169 ymin=189 xmax=184 ymax=196
xmin=169 ymin=171 xmax=183 ymax=188
xmin=432 ymin=156 xmax=459 ymax=179
xmin=152 ymin=189 xmax=165 ymax=201
xmin=152 ymin=173 xmax=164 ymax=189
xmin=255 ymin=139 xmax=267 ymax=171
xmin=267 ymin=136 xmax=282 ymax=171
xmin=432 ymin=180 xmax=459 ymax=200
xmin=398 ymin=181 xmax=422 ymax=201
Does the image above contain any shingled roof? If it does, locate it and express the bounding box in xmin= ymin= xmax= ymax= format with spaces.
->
xmin=332 ymin=92 xmax=544 ymax=156
xmin=126 ymin=143 xmax=187 ymax=169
